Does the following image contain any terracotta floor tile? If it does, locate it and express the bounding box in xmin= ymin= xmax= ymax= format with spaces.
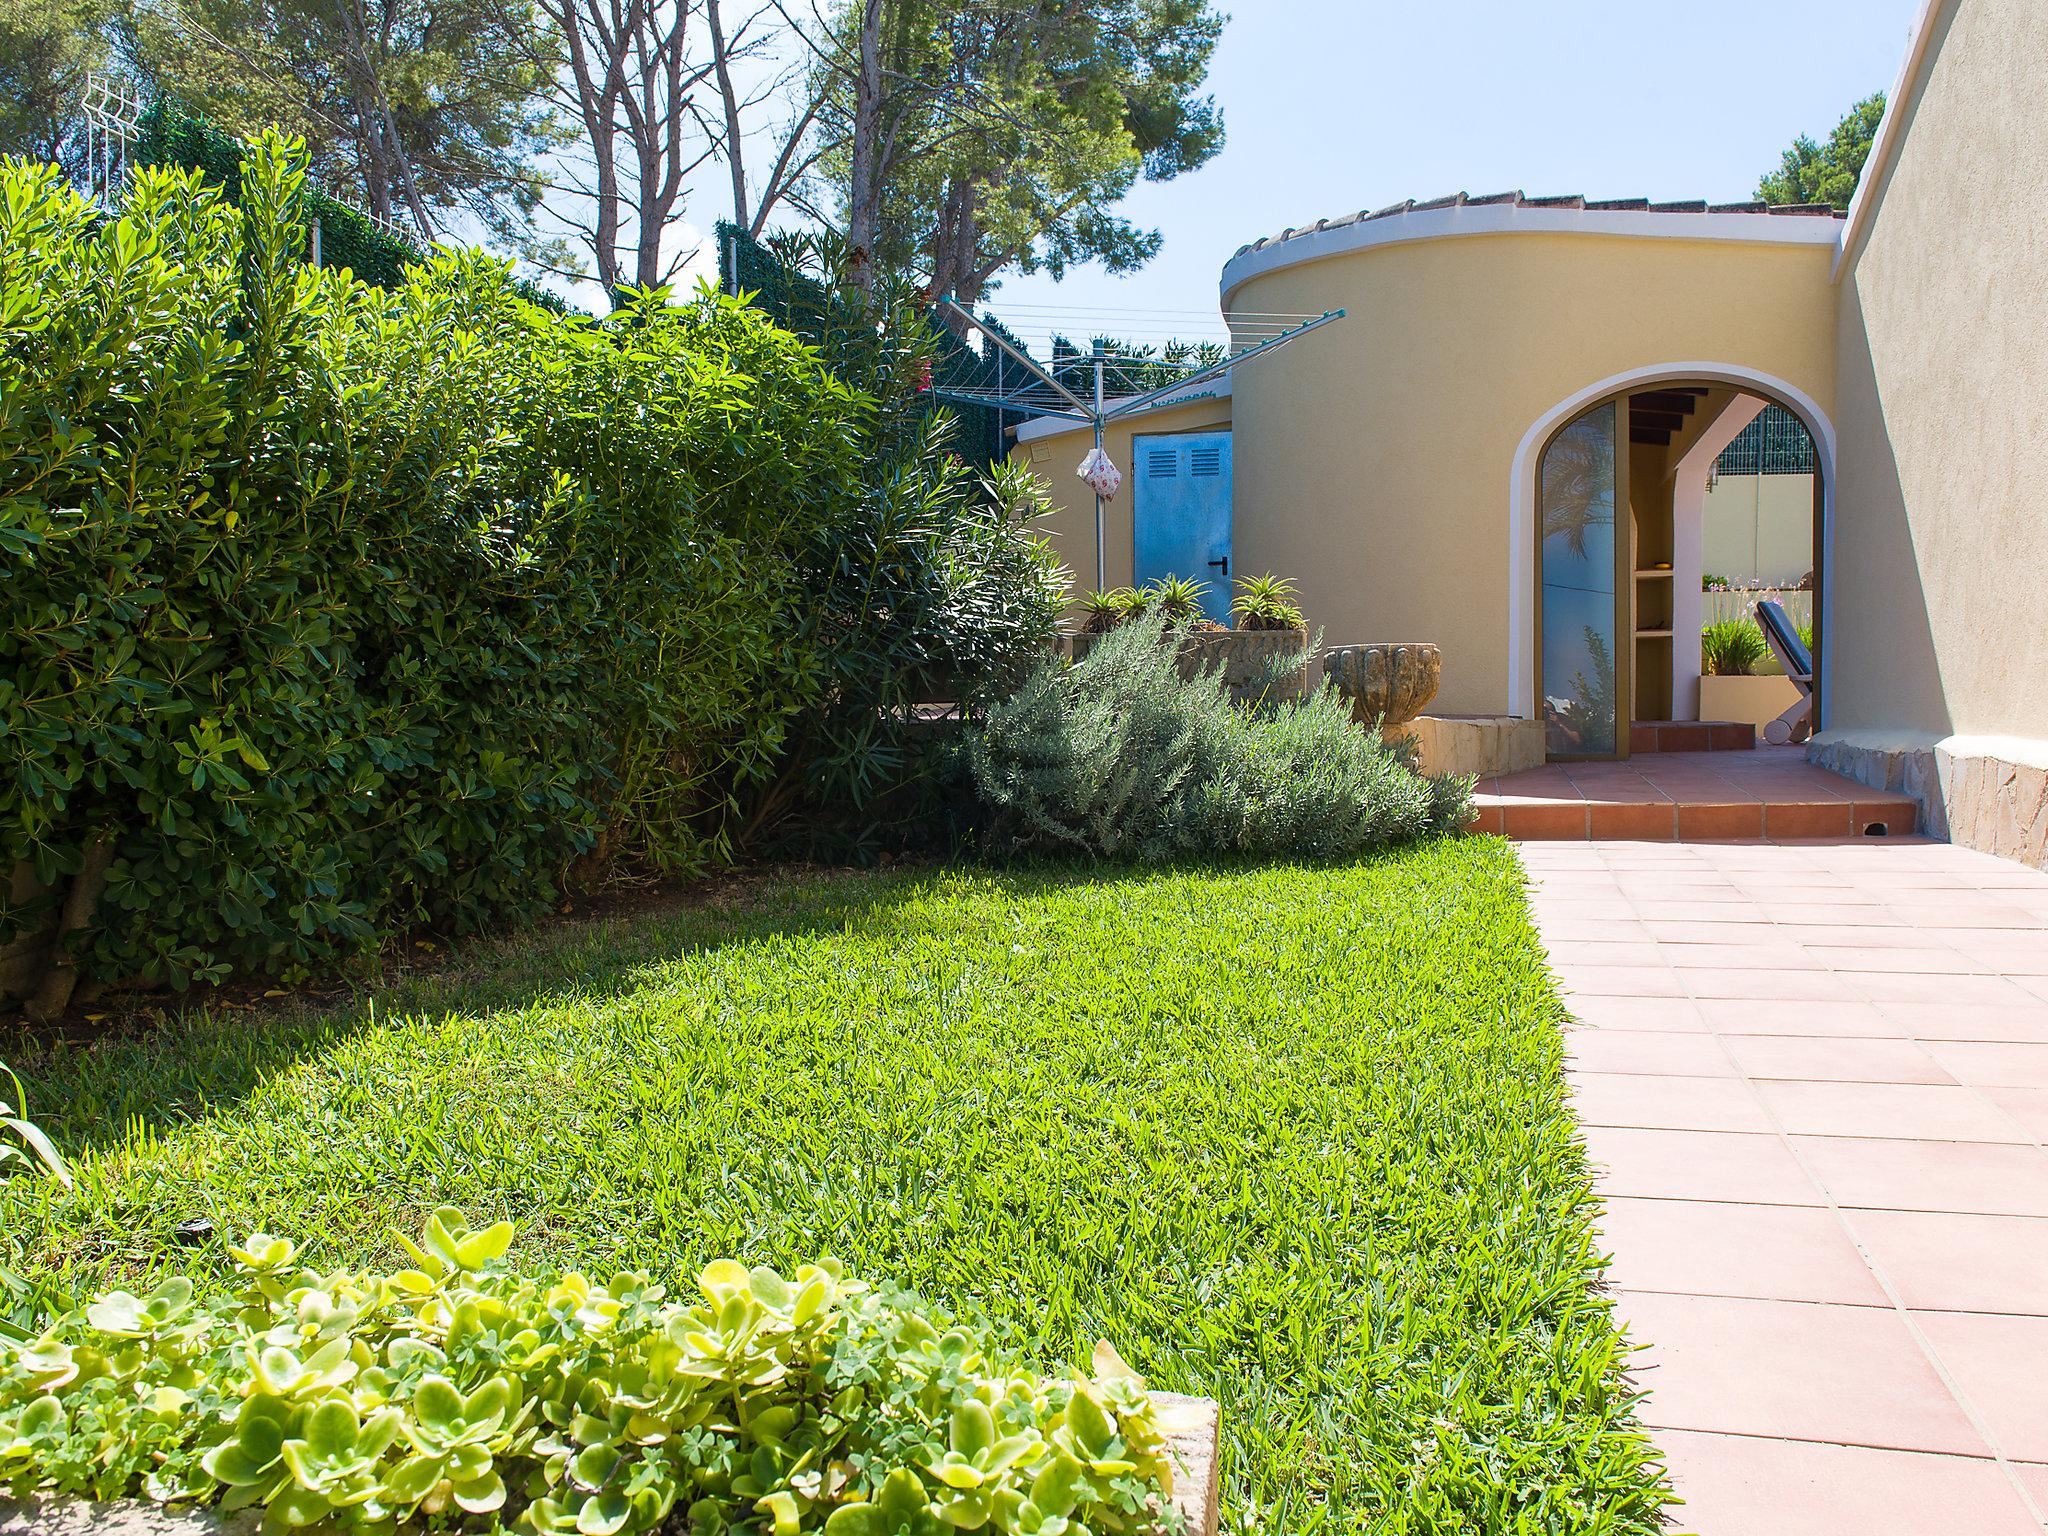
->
xmin=1852 ymin=971 xmax=2044 ymax=1007
xmin=1535 ymin=916 xmax=1654 ymax=943
xmin=1597 ymin=1197 xmax=1888 ymax=1305
xmin=1633 ymin=900 xmax=1774 ymax=924
xmin=1565 ymin=1029 xmax=1735 ymax=1077
xmin=1544 ymin=940 xmax=1668 ymax=968
xmin=1553 ymin=964 xmax=1689 ymax=998
xmin=1695 ymin=998 xmax=1905 ymax=1038
xmin=1640 ymin=917 xmax=1779 ymax=943
xmin=1910 ymin=1311 xmax=2048 ymax=1461
xmin=1665 ymin=940 xmax=1824 ymax=971
xmin=1765 ymin=803 xmax=1856 ymax=839
xmin=1671 ymin=806 xmax=1769 ymax=843
xmin=1881 ymin=1003 xmax=2048 ymax=1045
xmin=1588 ymin=801 xmax=1678 ymax=839
xmin=1978 ymin=1086 xmax=2048 ymax=1139
xmin=1843 ymin=1208 xmax=2048 ymax=1314
xmin=1792 ymin=1136 xmax=2048 ymax=1218
xmin=1806 ymin=944 xmax=1989 ymax=975
xmin=1568 ymin=1071 xmax=1776 ymax=1133
xmin=1719 ymin=1035 xmax=1951 ymax=1085
xmin=1922 ymin=1042 xmax=2048 ymax=1089
xmin=1577 ymin=1125 xmax=1823 ymax=1206
xmin=1563 ymin=995 xmax=1713 ymax=1032
xmin=1947 ymin=942 xmax=2048 ymax=976
xmin=1769 ymin=903 xmax=1913 ymax=926
xmin=1501 ymin=800 xmax=1590 ymax=839
xmin=1782 ymin=923 xmax=1953 ymax=949
xmin=1615 ymin=1290 xmax=1990 ymax=1454
xmin=1753 ymin=1080 xmax=2030 ymax=1143
xmin=1654 ymin=1430 xmax=2042 ymax=1536
xmin=1682 ymin=966 xmax=1854 ymax=1002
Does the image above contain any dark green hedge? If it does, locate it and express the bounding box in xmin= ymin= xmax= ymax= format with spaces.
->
xmin=0 ymin=137 xmax=869 ymax=998
xmin=134 ymin=102 xmax=564 ymax=310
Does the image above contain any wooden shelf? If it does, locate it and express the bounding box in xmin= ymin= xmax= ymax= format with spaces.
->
xmin=1635 ymin=628 xmax=1674 ymax=638
xmin=1634 ymin=568 xmax=1674 ymax=580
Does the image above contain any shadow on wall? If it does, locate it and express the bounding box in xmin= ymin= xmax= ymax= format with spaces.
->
xmin=1829 ymin=285 xmax=1951 ymax=737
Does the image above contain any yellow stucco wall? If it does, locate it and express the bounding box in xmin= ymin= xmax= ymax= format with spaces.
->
xmin=1702 ymin=474 xmax=1817 ymax=587
xmin=1011 ymin=394 xmax=1233 ymax=610
xmin=1222 ymin=230 xmax=1838 ymax=717
xmin=1829 ymin=0 xmax=2048 ymax=742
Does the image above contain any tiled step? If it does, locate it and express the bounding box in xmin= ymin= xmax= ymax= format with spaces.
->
xmin=1471 ymin=747 xmax=1919 ymax=842
xmin=1631 ymin=720 xmax=1756 ymax=753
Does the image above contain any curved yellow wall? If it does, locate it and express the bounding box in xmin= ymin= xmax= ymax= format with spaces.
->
xmin=1225 ymin=230 xmax=1838 ymax=715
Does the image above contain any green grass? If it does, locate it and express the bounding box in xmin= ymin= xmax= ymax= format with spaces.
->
xmin=1 ymin=840 xmax=1670 ymax=1533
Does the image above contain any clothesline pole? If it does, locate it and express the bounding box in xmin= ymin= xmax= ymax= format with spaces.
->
xmin=1094 ymin=355 xmax=1106 ymax=591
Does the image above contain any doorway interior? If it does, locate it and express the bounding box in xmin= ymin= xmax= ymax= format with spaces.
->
xmin=1536 ymin=386 xmax=1821 ymax=760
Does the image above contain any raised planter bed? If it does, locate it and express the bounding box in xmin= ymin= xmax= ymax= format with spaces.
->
xmin=1066 ymin=627 xmax=1309 ymax=705
xmin=0 ymin=1394 xmax=1222 ymax=1536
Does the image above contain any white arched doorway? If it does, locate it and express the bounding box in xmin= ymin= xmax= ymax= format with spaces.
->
xmin=1506 ymin=363 xmax=1837 ymax=746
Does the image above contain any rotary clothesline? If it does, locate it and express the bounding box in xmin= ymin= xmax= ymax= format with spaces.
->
xmin=931 ymin=298 xmax=1346 ymax=589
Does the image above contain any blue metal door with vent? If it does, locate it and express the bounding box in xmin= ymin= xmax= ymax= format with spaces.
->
xmin=1133 ymin=431 xmax=1233 ymax=624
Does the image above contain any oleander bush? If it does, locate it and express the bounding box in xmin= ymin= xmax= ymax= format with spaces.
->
xmin=959 ymin=614 xmax=1473 ymax=859
xmin=0 ymin=1209 xmax=1182 ymax=1535
xmin=0 ymin=132 xmax=1057 ymax=1003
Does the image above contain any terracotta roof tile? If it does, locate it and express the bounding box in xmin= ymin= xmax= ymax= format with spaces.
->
xmin=1231 ymin=191 xmax=1846 ymax=257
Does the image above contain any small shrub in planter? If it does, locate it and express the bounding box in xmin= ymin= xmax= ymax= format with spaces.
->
xmin=0 ymin=1210 xmax=1184 ymax=1535
xmin=1701 ymin=619 xmax=1768 ymax=677
xmin=960 ymin=614 xmax=1473 ymax=860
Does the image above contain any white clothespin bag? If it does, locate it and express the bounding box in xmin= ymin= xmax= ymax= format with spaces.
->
xmin=1076 ymin=447 xmax=1122 ymax=499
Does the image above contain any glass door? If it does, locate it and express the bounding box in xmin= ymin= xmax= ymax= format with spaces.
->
xmin=1538 ymin=402 xmax=1626 ymax=757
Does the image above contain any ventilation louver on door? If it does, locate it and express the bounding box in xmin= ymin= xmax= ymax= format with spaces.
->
xmin=1189 ymin=445 xmax=1223 ymax=477
xmin=1147 ymin=448 xmax=1178 ymax=477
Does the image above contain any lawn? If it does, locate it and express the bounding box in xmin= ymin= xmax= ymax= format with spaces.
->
xmin=0 ymin=839 xmax=1670 ymax=1533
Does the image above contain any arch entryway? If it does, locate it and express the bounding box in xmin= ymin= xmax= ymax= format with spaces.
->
xmin=1507 ymin=365 xmax=1836 ymax=758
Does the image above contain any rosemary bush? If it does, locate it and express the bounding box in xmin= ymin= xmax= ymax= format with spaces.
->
xmin=0 ymin=1210 xmax=1182 ymax=1534
xmin=959 ymin=615 xmax=1472 ymax=860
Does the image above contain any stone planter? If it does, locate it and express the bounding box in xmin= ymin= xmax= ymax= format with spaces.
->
xmin=1324 ymin=643 xmax=1442 ymax=732
xmin=1068 ymin=627 xmax=1310 ymax=705
xmin=1699 ymin=673 xmax=1803 ymax=735
xmin=0 ymin=1395 xmax=1223 ymax=1536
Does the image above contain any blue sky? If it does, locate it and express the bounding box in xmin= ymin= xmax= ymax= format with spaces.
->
xmin=986 ymin=0 xmax=1919 ymax=340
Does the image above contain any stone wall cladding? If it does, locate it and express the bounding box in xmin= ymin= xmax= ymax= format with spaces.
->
xmin=1809 ymin=735 xmax=2048 ymax=868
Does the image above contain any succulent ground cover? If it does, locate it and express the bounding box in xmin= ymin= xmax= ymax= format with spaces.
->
xmin=1 ymin=844 xmax=1671 ymax=1532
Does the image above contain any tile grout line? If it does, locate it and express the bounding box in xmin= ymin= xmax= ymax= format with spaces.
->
xmin=1526 ymin=842 xmax=2048 ymax=1531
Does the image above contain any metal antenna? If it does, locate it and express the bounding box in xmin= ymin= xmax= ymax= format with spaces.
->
xmin=80 ymin=74 xmax=144 ymax=211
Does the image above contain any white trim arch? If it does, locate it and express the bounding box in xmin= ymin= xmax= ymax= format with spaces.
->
xmin=1508 ymin=363 xmax=1837 ymax=730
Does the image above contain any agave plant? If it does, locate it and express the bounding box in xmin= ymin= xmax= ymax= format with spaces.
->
xmin=1076 ymin=588 xmax=1143 ymax=634
xmin=1145 ymin=575 xmax=1212 ymax=623
xmin=1231 ymin=572 xmax=1304 ymax=631
xmin=2 ymin=1061 xmax=70 ymax=1188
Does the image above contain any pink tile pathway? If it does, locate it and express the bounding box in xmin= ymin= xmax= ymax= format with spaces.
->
xmin=1526 ymin=835 xmax=2048 ymax=1535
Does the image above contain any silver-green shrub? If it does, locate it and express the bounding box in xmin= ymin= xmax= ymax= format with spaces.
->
xmin=960 ymin=615 xmax=1474 ymax=859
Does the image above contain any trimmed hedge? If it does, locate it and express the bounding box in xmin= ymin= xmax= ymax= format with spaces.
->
xmin=1 ymin=135 xmax=891 ymax=1001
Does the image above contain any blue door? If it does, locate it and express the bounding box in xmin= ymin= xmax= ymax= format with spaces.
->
xmin=1133 ymin=431 xmax=1233 ymax=625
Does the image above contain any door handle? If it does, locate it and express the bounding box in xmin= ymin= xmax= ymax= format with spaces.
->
xmin=1207 ymin=556 xmax=1229 ymax=576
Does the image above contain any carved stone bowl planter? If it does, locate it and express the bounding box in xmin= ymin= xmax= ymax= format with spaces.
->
xmin=1324 ymin=642 xmax=1442 ymax=732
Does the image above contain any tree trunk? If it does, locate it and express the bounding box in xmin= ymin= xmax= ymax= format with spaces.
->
xmin=844 ymin=0 xmax=885 ymax=294
xmin=26 ymin=832 xmax=115 ymax=1024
